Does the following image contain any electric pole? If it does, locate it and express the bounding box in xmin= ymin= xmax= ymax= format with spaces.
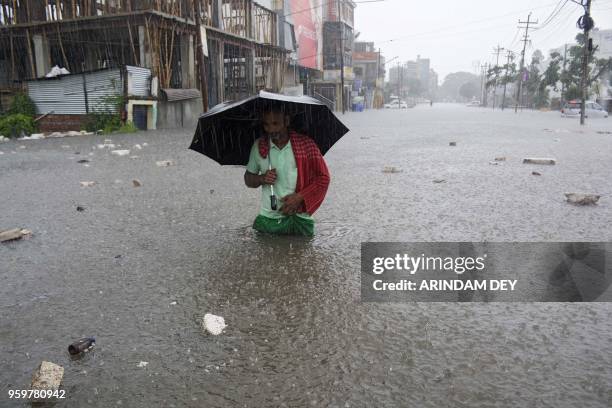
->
xmin=480 ymin=63 xmax=489 ymax=106
xmin=193 ymin=0 xmax=209 ymax=111
xmin=337 ymin=0 xmax=345 ymax=114
xmin=501 ymin=50 xmax=514 ymax=111
xmin=492 ymin=45 xmax=504 ymax=110
xmin=579 ymin=0 xmax=592 ymax=125
xmin=560 ymin=43 xmax=567 ymax=107
xmin=515 ymin=13 xmax=537 ymax=113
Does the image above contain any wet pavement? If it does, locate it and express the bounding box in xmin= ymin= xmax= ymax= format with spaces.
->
xmin=1 ymin=104 xmax=611 ymax=407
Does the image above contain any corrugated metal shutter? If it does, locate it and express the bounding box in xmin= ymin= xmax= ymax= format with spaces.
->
xmin=127 ymin=66 xmax=151 ymax=97
xmin=27 ymin=69 xmax=124 ymax=115
xmin=28 ymin=76 xmax=87 ymax=115
xmin=87 ymin=69 xmax=123 ymax=113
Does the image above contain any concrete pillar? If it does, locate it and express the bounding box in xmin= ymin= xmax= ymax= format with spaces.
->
xmin=32 ymin=34 xmax=51 ymax=78
xmin=180 ymin=35 xmax=195 ymax=88
xmin=138 ymin=26 xmax=152 ymax=68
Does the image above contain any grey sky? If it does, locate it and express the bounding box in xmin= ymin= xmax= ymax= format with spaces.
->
xmin=354 ymin=0 xmax=612 ymax=82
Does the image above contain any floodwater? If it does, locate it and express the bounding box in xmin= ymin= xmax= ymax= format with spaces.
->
xmin=1 ymin=104 xmax=612 ymax=407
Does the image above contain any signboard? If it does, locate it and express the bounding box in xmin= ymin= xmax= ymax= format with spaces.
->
xmin=289 ymin=0 xmax=318 ymax=69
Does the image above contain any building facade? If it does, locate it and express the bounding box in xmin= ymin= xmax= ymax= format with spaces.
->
xmin=0 ymin=0 xmax=291 ymax=129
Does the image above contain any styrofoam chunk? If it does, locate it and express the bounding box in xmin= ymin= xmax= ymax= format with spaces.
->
xmin=111 ymin=149 xmax=130 ymax=156
xmin=203 ymin=313 xmax=226 ymax=335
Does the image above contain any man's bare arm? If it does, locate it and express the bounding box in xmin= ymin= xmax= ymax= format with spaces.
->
xmin=244 ymin=169 xmax=276 ymax=188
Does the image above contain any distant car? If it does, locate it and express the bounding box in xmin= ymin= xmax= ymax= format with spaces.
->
xmin=466 ymin=101 xmax=481 ymax=107
xmin=384 ymin=100 xmax=408 ymax=109
xmin=561 ymin=100 xmax=608 ymax=118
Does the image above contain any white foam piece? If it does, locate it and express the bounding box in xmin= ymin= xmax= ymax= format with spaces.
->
xmin=111 ymin=149 xmax=130 ymax=156
xmin=203 ymin=313 xmax=226 ymax=335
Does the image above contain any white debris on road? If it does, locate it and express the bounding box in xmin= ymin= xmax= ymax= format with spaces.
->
xmin=0 ymin=135 xmax=8 ymax=143
xmin=111 ymin=150 xmax=130 ymax=156
xmin=382 ymin=166 xmax=402 ymax=173
xmin=0 ymin=228 xmax=32 ymax=243
xmin=565 ymin=193 xmax=600 ymax=205
xmin=202 ymin=313 xmax=226 ymax=335
xmin=156 ymin=160 xmax=175 ymax=167
xmin=80 ymin=181 xmax=96 ymax=187
xmin=523 ymin=158 xmax=556 ymax=165
xmin=31 ymin=361 xmax=64 ymax=390
xmin=137 ymin=361 xmax=149 ymax=368
xmin=133 ymin=144 xmax=143 ymax=150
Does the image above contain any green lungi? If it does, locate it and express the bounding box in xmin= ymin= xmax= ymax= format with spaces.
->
xmin=253 ymin=214 xmax=314 ymax=237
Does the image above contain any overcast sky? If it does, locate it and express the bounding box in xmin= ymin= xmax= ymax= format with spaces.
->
xmin=354 ymin=0 xmax=612 ymax=82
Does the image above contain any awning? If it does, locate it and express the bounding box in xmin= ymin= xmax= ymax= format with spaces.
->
xmin=161 ymin=88 xmax=201 ymax=101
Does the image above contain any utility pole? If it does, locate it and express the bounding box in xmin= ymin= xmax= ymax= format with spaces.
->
xmin=193 ymin=0 xmax=209 ymax=111
xmin=337 ymin=0 xmax=345 ymax=114
xmin=579 ymin=0 xmax=592 ymax=125
xmin=397 ymin=61 xmax=400 ymax=102
xmin=560 ymin=43 xmax=568 ymax=106
xmin=515 ymin=13 xmax=537 ymax=113
xmin=501 ymin=50 xmax=514 ymax=110
xmin=493 ymin=44 xmax=504 ymax=110
xmin=479 ymin=64 xmax=485 ymax=105
xmin=480 ymin=63 xmax=489 ymax=106
xmin=492 ymin=45 xmax=504 ymax=110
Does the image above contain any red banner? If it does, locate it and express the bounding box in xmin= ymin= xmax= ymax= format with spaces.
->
xmin=290 ymin=0 xmax=318 ymax=69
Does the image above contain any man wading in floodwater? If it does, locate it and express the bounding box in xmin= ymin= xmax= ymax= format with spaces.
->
xmin=244 ymin=106 xmax=330 ymax=236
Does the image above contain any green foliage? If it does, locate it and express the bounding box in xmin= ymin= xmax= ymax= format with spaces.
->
xmin=117 ymin=121 xmax=138 ymax=134
xmin=0 ymin=114 xmax=37 ymax=138
xmin=459 ymin=82 xmax=479 ymax=100
xmin=8 ymin=93 xmax=37 ymax=116
xmin=83 ymin=92 xmax=127 ymax=134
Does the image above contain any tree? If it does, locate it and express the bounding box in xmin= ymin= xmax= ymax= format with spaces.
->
xmin=459 ymin=82 xmax=479 ymax=100
xmin=561 ymin=33 xmax=612 ymax=101
xmin=440 ymin=72 xmax=480 ymax=102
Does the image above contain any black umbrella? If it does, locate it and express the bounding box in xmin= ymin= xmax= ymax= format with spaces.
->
xmin=188 ymin=91 xmax=349 ymax=166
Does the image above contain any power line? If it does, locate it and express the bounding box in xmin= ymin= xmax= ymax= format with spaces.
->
xmin=536 ymin=0 xmax=569 ymax=29
xmin=515 ymin=13 xmax=538 ymax=113
xmin=374 ymin=1 xmax=560 ymax=44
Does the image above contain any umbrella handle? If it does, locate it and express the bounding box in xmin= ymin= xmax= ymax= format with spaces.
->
xmin=270 ymin=194 xmax=277 ymax=211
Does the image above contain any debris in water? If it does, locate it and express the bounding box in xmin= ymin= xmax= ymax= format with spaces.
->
xmin=19 ymin=145 xmax=26 ymax=149
xmin=156 ymin=160 xmax=175 ymax=167
xmin=132 ymin=179 xmax=142 ymax=187
xmin=0 ymin=228 xmax=32 ymax=243
xmin=31 ymin=361 xmax=64 ymax=390
xmin=170 ymin=301 xmax=178 ymax=306
xmin=360 ymin=136 xmax=370 ymax=140
xmin=494 ymin=157 xmax=506 ymax=161
xmin=202 ymin=313 xmax=226 ymax=335
xmin=433 ymin=179 xmax=446 ymax=184
xmin=382 ymin=166 xmax=402 ymax=173
xmin=77 ymin=159 xmax=90 ymax=164
xmin=596 ymin=131 xmax=611 ymax=135
xmin=133 ymin=144 xmax=143 ymax=150
xmin=523 ymin=158 xmax=556 ymax=165
xmin=449 ymin=142 xmax=457 ymax=146
xmin=137 ymin=361 xmax=148 ymax=368
xmin=76 ymin=206 xmax=86 ymax=212
xmin=68 ymin=337 xmax=96 ymax=355
xmin=210 ymin=189 xmax=215 ymax=194
xmin=565 ymin=193 xmax=600 ymax=206
xmin=488 ymin=161 xmax=500 ymax=165
xmin=80 ymin=181 xmax=96 ymax=187
xmin=111 ymin=149 xmax=130 ymax=156
xmin=532 ymin=172 xmax=542 ymax=176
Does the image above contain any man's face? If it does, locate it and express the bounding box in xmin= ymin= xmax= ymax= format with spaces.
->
xmin=262 ymin=112 xmax=288 ymax=141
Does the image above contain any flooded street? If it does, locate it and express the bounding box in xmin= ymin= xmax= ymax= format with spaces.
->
xmin=1 ymin=104 xmax=612 ymax=407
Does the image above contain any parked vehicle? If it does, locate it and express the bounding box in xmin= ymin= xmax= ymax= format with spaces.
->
xmin=384 ymin=100 xmax=408 ymax=109
xmin=561 ymin=100 xmax=608 ymax=118
xmin=466 ymin=100 xmax=481 ymax=107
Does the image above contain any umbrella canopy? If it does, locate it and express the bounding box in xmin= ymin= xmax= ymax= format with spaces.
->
xmin=189 ymin=91 xmax=349 ymax=165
